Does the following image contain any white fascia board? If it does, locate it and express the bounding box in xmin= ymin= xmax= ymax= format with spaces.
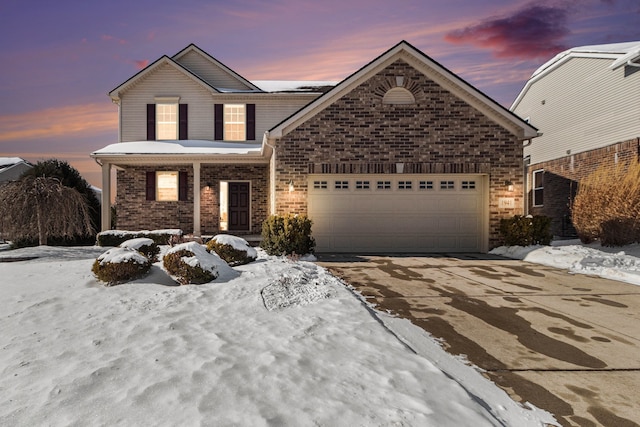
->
xmin=172 ymin=44 xmax=261 ymax=91
xmin=271 ymin=41 xmax=537 ymax=140
xmin=108 ymin=56 xmax=218 ymax=101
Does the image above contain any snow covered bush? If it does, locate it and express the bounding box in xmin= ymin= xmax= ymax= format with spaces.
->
xmin=96 ymin=229 xmax=183 ymax=247
xmin=163 ymin=242 xmax=222 ymax=285
xmin=499 ymin=215 xmax=552 ymax=246
xmin=260 ymin=214 xmax=315 ymax=256
xmin=120 ymin=237 xmax=160 ymax=262
xmin=92 ymin=247 xmax=152 ymax=286
xmin=206 ymin=235 xmax=257 ymax=266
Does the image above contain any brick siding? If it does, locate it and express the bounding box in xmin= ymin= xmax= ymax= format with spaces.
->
xmin=274 ymin=60 xmax=525 ymax=249
xmin=115 ymin=164 xmax=268 ymax=235
xmin=528 ymin=137 xmax=640 ymax=237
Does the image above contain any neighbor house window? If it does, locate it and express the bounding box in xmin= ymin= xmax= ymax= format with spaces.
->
xmin=224 ymin=104 xmax=245 ymax=141
xmin=156 ymin=104 xmax=178 ymax=140
xmin=533 ymin=169 xmax=544 ymax=206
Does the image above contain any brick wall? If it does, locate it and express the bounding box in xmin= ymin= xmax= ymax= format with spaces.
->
xmin=200 ymin=164 xmax=268 ymax=235
xmin=115 ymin=164 xmax=268 ymax=235
xmin=528 ymin=137 xmax=640 ymax=237
xmin=274 ymin=60 xmax=525 ymax=249
xmin=116 ymin=165 xmax=194 ymax=232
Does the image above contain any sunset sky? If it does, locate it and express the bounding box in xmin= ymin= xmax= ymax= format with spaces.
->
xmin=1 ymin=0 xmax=639 ymax=188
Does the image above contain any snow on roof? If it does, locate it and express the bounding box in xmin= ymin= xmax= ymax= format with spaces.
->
xmin=251 ymin=80 xmax=337 ymax=93
xmin=92 ymin=140 xmax=262 ymax=156
xmin=532 ymin=41 xmax=640 ymax=77
xmin=0 ymin=157 xmax=27 ymax=167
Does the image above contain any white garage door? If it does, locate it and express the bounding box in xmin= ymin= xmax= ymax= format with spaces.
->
xmin=307 ymin=174 xmax=487 ymax=253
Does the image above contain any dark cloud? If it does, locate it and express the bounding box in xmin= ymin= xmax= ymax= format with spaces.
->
xmin=444 ymin=4 xmax=570 ymax=59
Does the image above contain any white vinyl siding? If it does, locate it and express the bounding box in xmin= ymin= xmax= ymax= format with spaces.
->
xmin=119 ymin=62 xmax=319 ymax=143
xmin=174 ymin=49 xmax=254 ymax=91
xmin=515 ymin=57 xmax=640 ymax=165
xmin=119 ymin=64 xmax=213 ymax=142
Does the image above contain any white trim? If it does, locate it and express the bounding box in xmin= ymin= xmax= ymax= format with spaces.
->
xmin=532 ymin=169 xmax=544 ymax=207
xmin=270 ymin=41 xmax=537 ymax=140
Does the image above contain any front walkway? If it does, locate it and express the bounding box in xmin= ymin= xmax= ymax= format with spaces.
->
xmin=317 ymin=254 xmax=640 ymax=427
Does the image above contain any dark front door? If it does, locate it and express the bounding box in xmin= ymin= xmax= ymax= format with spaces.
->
xmin=229 ymin=182 xmax=250 ymax=231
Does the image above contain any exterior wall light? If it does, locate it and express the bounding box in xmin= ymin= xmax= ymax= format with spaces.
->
xmin=505 ymin=180 xmax=514 ymax=192
xmin=288 ymin=180 xmax=294 ymax=192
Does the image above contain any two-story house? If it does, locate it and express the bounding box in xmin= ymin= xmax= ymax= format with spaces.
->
xmin=92 ymin=41 xmax=538 ymax=252
xmin=511 ymin=41 xmax=640 ymax=237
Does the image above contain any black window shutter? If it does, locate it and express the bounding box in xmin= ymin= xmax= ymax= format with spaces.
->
xmin=179 ymin=171 xmax=188 ymax=201
xmin=179 ymin=104 xmax=188 ymax=140
xmin=214 ymin=104 xmax=224 ymax=140
xmin=146 ymin=171 xmax=156 ymax=201
xmin=146 ymin=104 xmax=156 ymax=140
xmin=246 ymin=104 xmax=255 ymax=141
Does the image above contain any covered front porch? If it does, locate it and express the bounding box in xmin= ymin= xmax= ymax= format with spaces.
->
xmin=91 ymin=140 xmax=271 ymax=236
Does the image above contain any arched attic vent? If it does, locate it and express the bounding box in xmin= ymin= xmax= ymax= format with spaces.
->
xmin=376 ymin=76 xmax=418 ymax=105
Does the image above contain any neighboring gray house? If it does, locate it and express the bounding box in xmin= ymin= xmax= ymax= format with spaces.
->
xmin=511 ymin=41 xmax=640 ymax=236
xmin=0 ymin=157 xmax=33 ymax=183
xmin=92 ymin=41 xmax=537 ymax=252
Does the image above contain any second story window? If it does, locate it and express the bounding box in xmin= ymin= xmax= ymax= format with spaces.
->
xmin=214 ymin=103 xmax=255 ymax=141
xmin=224 ymin=104 xmax=245 ymax=141
xmin=147 ymin=98 xmax=187 ymax=141
xmin=156 ymin=104 xmax=177 ymax=140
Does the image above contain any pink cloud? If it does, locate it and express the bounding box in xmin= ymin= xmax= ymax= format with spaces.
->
xmin=0 ymin=103 xmax=117 ymax=142
xmin=134 ymin=59 xmax=149 ymax=70
xmin=444 ymin=3 xmax=570 ymax=60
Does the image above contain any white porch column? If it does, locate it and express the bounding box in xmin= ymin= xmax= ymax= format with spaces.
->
xmin=193 ymin=161 xmax=201 ymax=237
xmin=101 ymin=161 xmax=111 ymax=231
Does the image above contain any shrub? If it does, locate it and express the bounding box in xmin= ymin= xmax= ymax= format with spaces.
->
xmin=120 ymin=238 xmax=160 ymax=262
xmin=96 ymin=229 xmax=183 ymax=247
xmin=260 ymin=214 xmax=315 ymax=256
xmin=572 ymin=161 xmax=640 ymax=246
xmin=499 ymin=215 xmax=552 ymax=246
xmin=92 ymin=247 xmax=152 ymax=286
xmin=206 ymin=235 xmax=257 ymax=266
xmin=163 ymin=242 xmax=220 ymax=285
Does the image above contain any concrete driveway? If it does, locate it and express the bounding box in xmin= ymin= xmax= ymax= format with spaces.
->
xmin=317 ymin=253 xmax=640 ymax=427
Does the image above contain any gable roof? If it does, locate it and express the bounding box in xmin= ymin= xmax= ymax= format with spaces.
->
xmin=172 ymin=44 xmax=261 ymax=92
xmin=108 ymin=55 xmax=220 ymax=102
xmin=268 ymin=40 xmax=538 ymax=141
xmin=511 ymin=41 xmax=640 ymax=109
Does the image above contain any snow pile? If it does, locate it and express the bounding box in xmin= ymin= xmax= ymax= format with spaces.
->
xmin=261 ymin=264 xmax=335 ymax=311
xmin=491 ymin=240 xmax=640 ymax=286
xmin=0 ymin=246 xmax=555 ymax=426
xmin=119 ymin=237 xmax=155 ymax=251
xmin=210 ymin=234 xmax=257 ymax=259
xmin=96 ymin=246 xmax=148 ymax=265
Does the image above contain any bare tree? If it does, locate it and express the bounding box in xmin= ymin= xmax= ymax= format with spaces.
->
xmin=0 ymin=176 xmax=93 ymax=246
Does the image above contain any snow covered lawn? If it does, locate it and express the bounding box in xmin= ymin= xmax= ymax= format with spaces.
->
xmin=0 ymin=245 xmax=555 ymax=426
